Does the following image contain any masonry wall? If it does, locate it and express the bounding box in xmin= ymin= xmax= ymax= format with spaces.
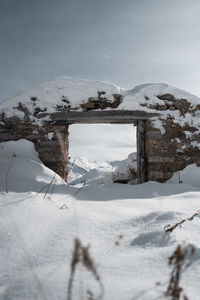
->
xmin=1 ymin=90 xmax=200 ymax=184
xmin=145 ymin=117 xmax=200 ymax=183
xmin=0 ymin=115 xmax=69 ymax=180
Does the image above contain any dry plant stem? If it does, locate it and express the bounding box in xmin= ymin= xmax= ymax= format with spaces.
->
xmin=37 ymin=128 xmax=71 ymax=198
xmin=67 ymin=238 xmax=104 ymax=300
xmin=166 ymin=245 xmax=195 ymax=300
xmin=166 ymin=245 xmax=184 ymax=300
xmin=55 ymin=128 xmax=69 ymax=181
xmin=59 ymin=204 xmax=68 ymax=210
xmin=178 ymin=171 xmax=182 ymax=184
xmin=36 ymin=182 xmax=54 ymax=195
xmin=164 ymin=209 xmax=200 ymax=233
xmin=44 ymin=174 xmax=56 ymax=198
xmin=48 ymin=181 xmax=56 ymax=200
xmin=36 ymin=175 xmax=56 ymax=196
xmin=5 ymin=152 xmax=16 ymax=193
xmin=67 ymin=239 xmax=81 ymax=300
xmin=74 ymin=180 xmax=86 ymax=196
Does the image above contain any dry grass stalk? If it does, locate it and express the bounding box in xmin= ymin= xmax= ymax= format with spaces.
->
xmin=59 ymin=204 xmax=68 ymax=210
xmin=5 ymin=152 xmax=16 ymax=193
xmin=177 ymin=171 xmax=182 ymax=184
xmin=164 ymin=209 xmax=200 ymax=233
xmin=74 ymin=180 xmax=86 ymax=196
xmin=36 ymin=173 xmax=57 ymax=198
xmin=44 ymin=174 xmax=56 ymax=198
xmin=67 ymin=238 xmax=104 ymax=300
xmin=37 ymin=128 xmax=74 ymax=197
xmin=55 ymin=128 xmax=69 ymax=182
xmin=166 ymin=244 xmax=195 ymax=300
xmin=87 ymin=290 xmax=95 ymax=300
xmin=48 ymin=180 xmax=57 ymax=200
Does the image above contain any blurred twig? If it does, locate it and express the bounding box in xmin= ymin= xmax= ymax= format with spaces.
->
xmin=164 ymin=209 xmax=200 ymax=233
xmin=67 ymin=238 xmax=104 ymax=300
xmin=166 ymin=244 xmax=195 ymax=300
xmin=55 ymin=129 xmax=69 ymax=182
xmin=36 ymin=173 xmax=57 ymax=198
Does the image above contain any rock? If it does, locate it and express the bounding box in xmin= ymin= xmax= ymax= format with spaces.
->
xmin=157 ymin=94 xmax=175 ymax=101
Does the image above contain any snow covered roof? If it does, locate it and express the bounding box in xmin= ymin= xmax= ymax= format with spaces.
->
xmin=0 ymin=77 xmax=120 ymax=119
xmin=0 ymin=76 xmax=199 ymax=115
xmin=0 ymin=77 xmax=200 ymax=134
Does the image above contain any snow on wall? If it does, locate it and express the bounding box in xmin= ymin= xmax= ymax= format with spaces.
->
xmin=0 ymin=77 xmax=200 ymax=133
xmin=0 ymin=77 xmax=120 ymax=120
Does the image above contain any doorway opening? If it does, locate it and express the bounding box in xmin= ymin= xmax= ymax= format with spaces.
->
xmin=68 ymin=124 xmax=137 ymax=184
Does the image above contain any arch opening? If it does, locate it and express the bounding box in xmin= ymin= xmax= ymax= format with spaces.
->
xmin=68 ymin=124 xmax=137 ymax=184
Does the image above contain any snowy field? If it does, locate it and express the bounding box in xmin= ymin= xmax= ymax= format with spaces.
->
xmin=1 ymin=140 xmax=200 ymax=300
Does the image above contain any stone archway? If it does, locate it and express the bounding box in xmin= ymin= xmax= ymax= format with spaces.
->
xmin=47 ymin=110 xmax=158 ymax=183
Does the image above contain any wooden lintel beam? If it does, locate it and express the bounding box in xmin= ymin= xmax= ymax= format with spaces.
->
xmin=137 ymin=120 xmax=147 ymax=184
xmin=43 ymin=110 xmax=159 ymax=124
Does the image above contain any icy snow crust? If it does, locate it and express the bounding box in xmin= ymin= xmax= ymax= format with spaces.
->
xmin=1 ymin=140 xmax=200 ymax=300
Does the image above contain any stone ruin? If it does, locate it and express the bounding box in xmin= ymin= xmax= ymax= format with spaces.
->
xmin=0 ymin=78 xmax=200 ymax=184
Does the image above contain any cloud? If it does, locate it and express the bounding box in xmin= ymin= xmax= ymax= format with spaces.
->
xmin=104 ymin=54 xmax=111 ymax=59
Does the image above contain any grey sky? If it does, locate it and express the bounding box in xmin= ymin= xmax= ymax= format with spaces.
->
xmin=1 ymin=0 xmax=200 ymax=102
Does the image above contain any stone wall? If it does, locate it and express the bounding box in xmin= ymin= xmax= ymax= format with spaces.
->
xmin=1 ymin=90 xmax=200 ymax=184
xmin=0 ymin=114 xmax=69 ymax=180
xmin=144 ymin=94 xmax=200 ymax=182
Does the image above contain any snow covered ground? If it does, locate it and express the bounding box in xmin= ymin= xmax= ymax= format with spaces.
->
xmin=1 ymin=140 xmax=200 ymax=300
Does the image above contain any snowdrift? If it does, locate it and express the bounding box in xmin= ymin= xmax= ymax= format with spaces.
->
xmin=1 ymin=139 xmax=200 ymax=300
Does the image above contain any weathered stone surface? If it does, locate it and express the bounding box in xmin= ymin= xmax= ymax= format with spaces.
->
xmin=80 ymin=97 xmax=122 ymax=111
xmin=0 ymin=117 xmax=69 ymax=181
xmin=145 ymin=99 xmax=200 ymax=182
xmin=157 ymin=94 xmax=175 ymax=101
xmin=148 ymin=170 xmax=173 ymax=182
xmin=148 ymin=156 xmax=175 ymax=163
